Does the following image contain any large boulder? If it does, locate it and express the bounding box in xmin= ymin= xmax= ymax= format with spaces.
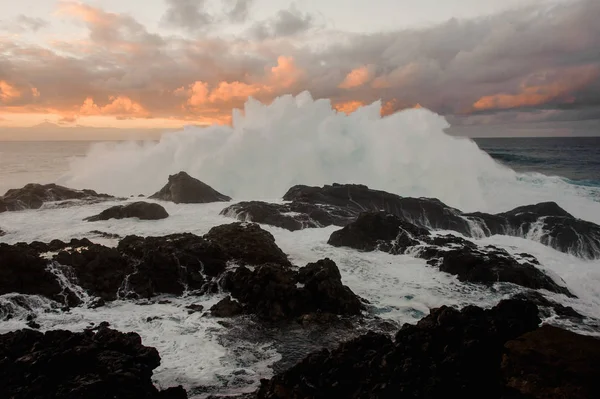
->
xmin=205 ymin=223 xmax=291 ymax=266
xmin=502 ymin=325 xmax=600 ymax=399
xmin=0 ymin=326 xmax=187 ymax=398
xmin=219 ymin=258 xmax=364 ymax=321
xmin=84 ymin=201 xmax=169 ymax=221
xmin=329 ymin=212 xmax=572 ymax=296
xmin=257 ymin=299 xmax=541 ymax=398
xmin=0 ymin=183 xmax=113 ymax=212
xmin=149 ymin=172 xmax=230 ymax=204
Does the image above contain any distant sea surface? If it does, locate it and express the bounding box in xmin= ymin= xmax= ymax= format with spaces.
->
xmin=0 ymin=137 xmax=599 ymax=195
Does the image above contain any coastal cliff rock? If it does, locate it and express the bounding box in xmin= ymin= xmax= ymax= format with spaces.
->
xmin=149 ymin=172 xmax=230 ymax=204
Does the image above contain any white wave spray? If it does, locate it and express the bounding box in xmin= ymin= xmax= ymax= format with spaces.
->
xmin=60 ymin=92 xmax=600 ymax=223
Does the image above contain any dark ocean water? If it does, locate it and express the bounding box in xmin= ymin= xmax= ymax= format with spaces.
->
xmin=474 ymin=137 xmax=600 ymax=186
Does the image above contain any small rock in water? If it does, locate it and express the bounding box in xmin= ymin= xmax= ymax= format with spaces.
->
xmin=84 ymin=201 xmax=169 ymax=221
xmin=186 ymin=304 xmax=205 ymax=314
xmin=149 ymin=171 xmax=230 ymax=203
xmin=210 ymin=296 xmax=244 ymax=317
xmin=26 ymin=320 xmax=41 ymax=329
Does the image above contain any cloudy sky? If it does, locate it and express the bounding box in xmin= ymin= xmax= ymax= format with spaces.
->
xmin=0 ymin=0 xmax=599 ymax=132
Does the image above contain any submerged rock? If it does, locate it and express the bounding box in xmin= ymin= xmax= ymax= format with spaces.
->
xmin=502 ymin=325 xmax=600 ymax=399
xmin=84 ymin=201 xmax=169 ymax=221
xmin=0 ymin=326 xmax=187 ymax=398
xmin=0 ymin=183 xmax=113 ymax=212
xmin=329 ymin=212 xmax=572 ymax=296
xmin=149 ymin=171 xmax=230 ymax=204
xmin=257 ymin=298 xmax=541 ymax=399
xmin=0 ymin=228 xmax=5 ymax=237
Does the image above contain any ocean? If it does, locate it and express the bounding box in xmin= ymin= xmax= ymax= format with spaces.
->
xmin=1 ymin=103 xmax=600 ymax=397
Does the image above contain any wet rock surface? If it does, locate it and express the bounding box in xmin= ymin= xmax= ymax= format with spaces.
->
xmin=257 ymin=298 xmax=541 ymax=399
xmin=85 ymin=201 xmax=169 ymax=221
xmin=502 ymin=325 xmax=600 ymax=399
xmin=0 ymin=326 xmax=187 ymax=399
xmin=0 ymin=183 xmax=113 ymax=213
xmin=220 ymin=258 xmax=364 ymax=321
xmin=328 ymin=212 xmax=572 ymax=296
xmin=224 ymin=184 xmax=600 ymax=259
xmin=205 ymin=223 xmax=291 ymax=267
xmin=149 ymin=172 xmax=231 ymax=204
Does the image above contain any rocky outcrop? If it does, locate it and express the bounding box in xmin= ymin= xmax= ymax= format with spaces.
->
xmin=0 ymin=223 xmax=297 ymax=306
xmin=149 ymin=172 xmax=230 ymax=203
xmin=221 ymin=201 xmax=355 ymax=231
xmin=328 ymin=212 xmax=572 ymax=296
xmin=257 ymin=299 xmax=541 ymax=398
xmin=502 ymin=325 xmax=600 ymax=399
xmin=0 ymin=183 xmax=113 ymax=212
xmin=219 ymin=258 xmax=364 ymax=321
xmin=0 ymin=228 xmax=5 ymax=236
xmin=0 ymin=243 xmax=81 ymax=307
xmin=229 ymin=183 xmax=600 ymax=259
xmin=205 ymin=223 xmax=291 ymax=266
xmin=0 ymin=326 xmax=187 ymax=398
xmin=84 ymin=201 xmax=169 ymax=221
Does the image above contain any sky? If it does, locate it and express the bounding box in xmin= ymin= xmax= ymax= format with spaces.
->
xmin=0 ymin=0 xmax=599 ymax=136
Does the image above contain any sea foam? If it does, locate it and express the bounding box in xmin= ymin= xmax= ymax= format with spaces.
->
xmin=59 ymin=91 xmax=600 ymax=222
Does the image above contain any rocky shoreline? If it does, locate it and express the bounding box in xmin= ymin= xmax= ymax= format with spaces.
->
xmin=1 ymin=176 xmax=600 ymax=398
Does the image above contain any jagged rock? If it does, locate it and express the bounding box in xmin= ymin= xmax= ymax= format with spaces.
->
xmin=89 ymin=230 xmax=122 ymax=239
xmin=210 ymin=296 xmax=244 ymax=317
xmin=53 ymin=244 xmax=133 ymax=301
xmin=205 ymin=223 xmax=291 ymax=266
xmin=221 ymin=258 xmax=364 ymax=321
xmin=221 ymin=201 xmax=354 ymax=231
xmin=0 ymin=183 xmax=113 ymax=212
xmin=0 ymin=228 xmax=5 ymax=237
xmin=502 ymin=325 xmax=600 ymax=399
xmin=329 ymin=212 xmax=572 ymax=296
xmin=0 ymin=243 xmax=81 ymax=306
xmin=117 ymin=234 xmax=228 ymax=298
xmin=0 ymin=326 xmax=187 ymax=398
xmin=510 ymin=291 xmax=584 ymax=322
xmin=278 ymin=184 xmax=600 ymax=259
xmin=257 ymin=299 xmax=541 ymax=399
xmin=149 ymin=172 xmax=230 ymax=204
xmin=283 ymin=183 xmax=472 ymax=233
xmin=84 ymin=201 xmax=169 ymax=221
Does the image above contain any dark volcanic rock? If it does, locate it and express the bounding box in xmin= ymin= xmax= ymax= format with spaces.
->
xmin=466 ymin=202 xmax=600 ymax=259
xmin=53 ymin=244 xmax=132 ymax=301
xmin=221 ymin=258 xmax=364 ymax=321
xmin=510 ymin=291 xmax=584 ymax=322
xmin=329 ymin=212 xmax=572 ymax=296
xmin=210 ymin=296 xmax=244 ymax=317
xmin=117 ymin=233 xmax=229 ymax=298
xmin=149 ymin=172 xmax=230 ymax=204
xmin=284 ymin=183 xmax=472 ymax=233
xmin=257 ymin=299 xmax=541 ymax=399
xmin=0 ymin=326 xmax=187 ymax=399
xmin=85 ymin=201 xmax=169 ymax=221
xmin=0 ymin=243 xmax=80 ymax=306
xmin=502 ymin=325 xmax=600 ymax=399
xmin=89 ymin=230 xmax=122 ymax=239
xmin=221 ymin=201 xmax=355 ymax=231
xmin=279 ymin=184 xmax=600 ymax=259
xmin=0 ymin=183 xmax=113 ymax=212
xmin=0 ymin=228 xmax=5 ymax=236
xmin=205 ymin=223 xmax=291 ymax=266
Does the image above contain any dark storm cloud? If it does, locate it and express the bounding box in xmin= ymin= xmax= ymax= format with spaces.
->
xmin=2 ymin=0 xmax=599 ymax=125
xmin=162 ymin=0 xmax=213 ymax=31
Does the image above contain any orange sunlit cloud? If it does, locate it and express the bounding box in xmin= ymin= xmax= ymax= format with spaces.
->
xmin=473 ymin=66 xmax=600 ymax=111
xmin=334 ymin=101 xmax=365 ymax=114
xmin=339 ymin=66 xmax=373 ymax=89
xmin=79 ymin=96 xmax=150 ymax=119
